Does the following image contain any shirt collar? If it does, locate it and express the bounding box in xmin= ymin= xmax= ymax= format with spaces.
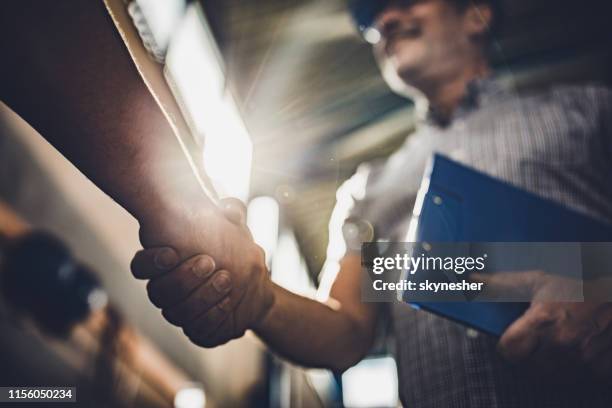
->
xmin=423 ymin=76 xmax=505 ymax=127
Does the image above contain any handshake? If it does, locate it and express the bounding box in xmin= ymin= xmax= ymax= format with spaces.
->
xmin=129 ymin=194 xmax=612 ymax=385
xmin=131 ymin=198 xmax=274 ymax=347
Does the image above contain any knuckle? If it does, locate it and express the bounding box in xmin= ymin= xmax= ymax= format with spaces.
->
xmin=532 ymin=308 xmax=556 ymax=327
xmin=212 ymin=271 xmax=232 ymax=295
xmin=130 ymin=252 xmax=146 ymax=278
xmin=498 ymin=334 xmax=528 ymax=362
xmin=246 ymin=245 xmax=266 ymax=278
xmin=217 ymin=328 xmax=243 ymax=347
xmin=129 ymin=255 xmax=138 ymax=275
xmin=162 ymin=308 xmax=184 ymax=326
xmin=185 ymin=329 xmax=219 ymax=348
xmin=212 ymin=336 xmax=233 ymax=347
xmin=137 ymin=226 xmax=148 ymax=246
xmin=191 ymin=336 xmax=219 ymax=349
xmin=182 ymin=324 xmax=199 ymax=340
xmin=146 ymin=281 xmax=162 ymax=308
xmin=255 ymin=245 xmax=266 ymax=264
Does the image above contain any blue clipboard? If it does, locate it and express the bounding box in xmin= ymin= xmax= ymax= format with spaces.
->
xmin=407 ymin=154 xmax=612 ymax=336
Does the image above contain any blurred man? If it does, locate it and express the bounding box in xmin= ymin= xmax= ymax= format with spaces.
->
xmin=135 ymin=0 xmax=612 ymax=407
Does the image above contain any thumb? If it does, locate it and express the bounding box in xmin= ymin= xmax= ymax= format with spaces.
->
xmin=497 ymin=305 xmax=544 ymax=363
xmin=131 ymin=247 xmax=179 ymax=279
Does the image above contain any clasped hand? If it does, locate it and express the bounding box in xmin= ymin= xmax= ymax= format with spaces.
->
xmin=475 ymin=271 xmax=612 ymax=384
xmin=131 ymin=198 xmax=274 ymax=347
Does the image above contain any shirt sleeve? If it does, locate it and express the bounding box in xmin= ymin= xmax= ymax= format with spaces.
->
xmin=316 ymin=163 xmax=374 ymax=297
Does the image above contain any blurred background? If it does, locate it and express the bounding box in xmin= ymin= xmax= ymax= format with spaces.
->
xmin=1 ymin=0 xmax=611 ymax=406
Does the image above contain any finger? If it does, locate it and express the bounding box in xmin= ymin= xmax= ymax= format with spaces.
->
xmin=131 ymin=247 xmax=179 ymax=279
xmin=498 ymin=304 xmax=553 ymax=362
xmin=190 ymin=313 xmax=243 ymax=348
xmin=146 ymin=255 xmax=216 ymax=309
xmin=219 ymin=197 xmax=247 ymax=226
xmin=161 ymin=270 xmax=233 ymax=327
xmin=184 ymin=297 xmax=232 ymax=344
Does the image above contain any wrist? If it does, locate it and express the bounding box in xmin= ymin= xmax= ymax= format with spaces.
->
xmin=252 ymin=280 xmax=279 ymax=334
xmin=137 ymin=191 xmax=216 ymax=249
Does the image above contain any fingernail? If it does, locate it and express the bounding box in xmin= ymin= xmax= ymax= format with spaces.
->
xmin=213 ymin=273 xmax=231 ymax=293
xmin=193 ymin=257 xmax=215 ymax=279
xmin=154 ymin=248 xmax=178 ymax=269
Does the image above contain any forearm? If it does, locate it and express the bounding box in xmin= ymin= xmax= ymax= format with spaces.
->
xmin=254 ymin=283 xmax=376 ymax=372
xmin=0 ymin=1 xmax=208 ymax=225
xmin=0 ymin=0 xmax=253 ymax=273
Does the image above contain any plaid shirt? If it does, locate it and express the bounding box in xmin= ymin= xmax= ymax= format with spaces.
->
xmin=326 ymin=79 xmax=612 ymax=407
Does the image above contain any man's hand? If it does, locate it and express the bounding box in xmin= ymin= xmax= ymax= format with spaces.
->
xmin=131 ymin=198 xmax=275 ymax=347
xmin=0 ymin=0 xmax=275 ymax=349
xmin=475 ymin=271 xmax=612 ymax=384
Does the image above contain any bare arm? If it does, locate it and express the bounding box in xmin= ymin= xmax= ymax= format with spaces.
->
xmin=0 ymin=1 xmax=259 ymax=272
xmin=1 ymin=1 xmax=274 ymax=340
xmin=254 ymin=254 xmax=380 ymax=372
xmin=134 ymin=241 xmax=381 ymax=372
xmin=0 ymin=1 xmax=191 ymax=221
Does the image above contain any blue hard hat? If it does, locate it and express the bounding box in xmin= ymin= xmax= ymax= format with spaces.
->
xmin=348 ymin=0 xmax=502 ymax=43
xmin=348 ymin=0 xmax=414 ymax=37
